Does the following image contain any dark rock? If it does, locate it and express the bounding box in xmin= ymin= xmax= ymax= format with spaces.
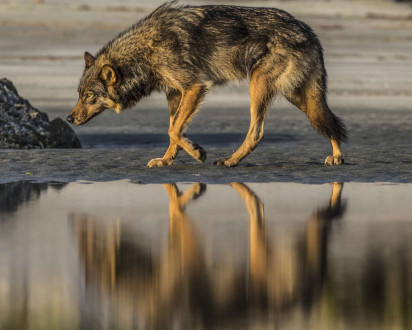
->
xmin=0 ymin=78 xmax=81 ymax=149
xmin=49 ymin=118 xmax=82 ymax=148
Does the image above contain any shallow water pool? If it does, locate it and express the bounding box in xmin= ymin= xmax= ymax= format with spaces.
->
xmin=0 ymin=181 xmax=411 ymax=329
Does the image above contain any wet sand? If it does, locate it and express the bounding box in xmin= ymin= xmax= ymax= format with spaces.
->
xmin=1 ymin=0 xmax=412 ymax=183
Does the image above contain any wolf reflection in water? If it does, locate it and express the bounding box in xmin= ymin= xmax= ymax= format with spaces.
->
xmin=72 ymin=182 xmax=345 ymax=328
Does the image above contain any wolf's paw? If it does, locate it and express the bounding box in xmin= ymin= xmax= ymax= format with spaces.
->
xmin=213 ymin=157 xmax=238 ymax=167
xmin=147 ymin=158 xmax=174 ymax=168
xmin=324 ymin=155 xmax=344 ymax=166
xmin=193 ymin=147 xmax=207 ymax=163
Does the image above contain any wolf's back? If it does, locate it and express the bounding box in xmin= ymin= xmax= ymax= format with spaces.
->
xmin=96 ymin=2 xmax=325 ymax=99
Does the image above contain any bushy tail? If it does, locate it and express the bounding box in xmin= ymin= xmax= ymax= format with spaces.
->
xmin=305 ymin=101 xmax=348 ymax=143
xmin=328 ymin=111 xmax=348 ymax=143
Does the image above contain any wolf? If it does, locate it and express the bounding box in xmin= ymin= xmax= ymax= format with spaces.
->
xmin=67 ymin=1 xmax=347 ymax=167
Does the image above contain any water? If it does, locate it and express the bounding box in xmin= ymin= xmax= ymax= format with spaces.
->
xmin=1 ymin=181 xmax=412 ymax=329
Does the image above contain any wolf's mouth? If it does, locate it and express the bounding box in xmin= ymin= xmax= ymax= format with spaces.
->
xmin=75 ymin=112 xmax=100 ymax=125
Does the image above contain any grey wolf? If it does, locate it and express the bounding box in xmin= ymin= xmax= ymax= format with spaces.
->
xmin=67 ymin=1 xmax=347 ymax=167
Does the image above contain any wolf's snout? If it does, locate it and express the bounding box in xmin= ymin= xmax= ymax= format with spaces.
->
xmin=66 ymin=115 xmax=74 ymax=124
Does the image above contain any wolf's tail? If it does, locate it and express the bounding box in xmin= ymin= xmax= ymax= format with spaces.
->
xmin=324 ymin=108 xmax=348 ymax=143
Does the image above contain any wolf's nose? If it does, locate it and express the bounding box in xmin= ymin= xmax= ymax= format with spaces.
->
xmin=66 ymin=115 xmax=74 ymax=124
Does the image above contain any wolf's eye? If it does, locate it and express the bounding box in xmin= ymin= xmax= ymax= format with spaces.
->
xmin=86 ymin=92 xmax=94 ymax=99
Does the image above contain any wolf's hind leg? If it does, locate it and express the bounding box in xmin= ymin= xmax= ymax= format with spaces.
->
xmin=215 ymin=68 xmax=273 ymax=167
xmin=324 ymin=138 xmax=344 ymax=166
xmin=147 ymin=90 xmax=182 ymax=167
xmin=285 ymin=74 xmax=347 ymax=166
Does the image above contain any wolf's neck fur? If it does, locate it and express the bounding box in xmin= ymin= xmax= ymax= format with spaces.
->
xmin=94 ymin=3 xmax=186 ymax=109
xmin=96 ymin=24 xmax=160 ymax=110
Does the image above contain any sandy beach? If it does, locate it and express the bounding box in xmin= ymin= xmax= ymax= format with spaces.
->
xmin=1 ymin=0 xmax=412 ymax=183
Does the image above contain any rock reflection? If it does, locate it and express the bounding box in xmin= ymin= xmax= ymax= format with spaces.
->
xmin=0 ymin=181 xmax=66 ymax=219
xmin=73 ymin=182 xmax=346 ymax=328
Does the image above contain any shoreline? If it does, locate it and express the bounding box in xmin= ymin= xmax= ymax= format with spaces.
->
xmin=1 ymin=0 xmax=411 ymax=184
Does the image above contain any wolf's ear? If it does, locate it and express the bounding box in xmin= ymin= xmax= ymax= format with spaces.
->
xmin=100 ymin=65 xmax=117 ymax=86
xmin=84 ymin=52 xmax=95 ymax=68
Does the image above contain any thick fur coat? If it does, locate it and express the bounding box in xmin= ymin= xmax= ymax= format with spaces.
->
xmin=67 ymin=1 xmax=347 ymax=167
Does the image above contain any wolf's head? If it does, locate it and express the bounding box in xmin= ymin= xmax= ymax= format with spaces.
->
xmin=67 ymin=52 xmax=122 ymax=125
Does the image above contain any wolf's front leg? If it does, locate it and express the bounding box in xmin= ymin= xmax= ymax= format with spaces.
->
xmin=147 ymin=90 xmax=182 ymax=168
xmin=147 ymin=86 xmax=208 ymax=167
xmin=147 ymin=143 xmax=181 ymax=168
xmin=169 ymin=85 xmax=208 ymax=163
